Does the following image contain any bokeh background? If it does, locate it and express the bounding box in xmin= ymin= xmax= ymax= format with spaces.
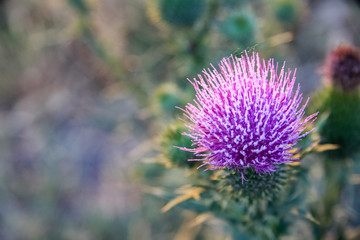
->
xmin=0 ymin=0 xmax=360 ymax=239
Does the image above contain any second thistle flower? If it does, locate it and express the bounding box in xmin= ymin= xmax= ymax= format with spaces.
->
xmin=179 ymin=52 xmax=317 ymax=179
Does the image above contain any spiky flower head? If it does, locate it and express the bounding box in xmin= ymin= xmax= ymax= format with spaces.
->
xmin=178 ymin=52 xmax=317 ymax=179
xmin=323 ymin=45 xmax=360 ymax=91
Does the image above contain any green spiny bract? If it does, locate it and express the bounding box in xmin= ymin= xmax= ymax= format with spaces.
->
xmin=161 ymin=121 xmax=197 ymax=168
xmin=219 ymin=165 xmax=289 ymax=203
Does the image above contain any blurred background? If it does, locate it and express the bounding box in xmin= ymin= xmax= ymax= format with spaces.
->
xmin=0 ymin=0 xmax=360 ymax=239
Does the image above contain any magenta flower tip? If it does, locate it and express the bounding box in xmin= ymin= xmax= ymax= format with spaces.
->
xmin=179 ymin=52 xmax=317 ymax=177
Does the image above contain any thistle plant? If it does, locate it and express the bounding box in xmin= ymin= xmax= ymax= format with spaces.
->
xmin=309 ymin=45 xmax=360 ymax=239
xmin=315 ymin=45 xmax=360 ymax=157
xmin=155 ymin=52 xmax=319 ymax=239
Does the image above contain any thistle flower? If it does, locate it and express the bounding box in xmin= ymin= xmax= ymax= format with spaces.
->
xmin=322 ymin=45 xmax=360 ymax=91
xmin=178 ymin=52 xmax=317 ymax=180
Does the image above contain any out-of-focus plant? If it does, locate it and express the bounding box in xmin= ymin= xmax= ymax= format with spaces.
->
xmin=309 ymin=45 xmax=360 ymax=239
xmin=273 ymin=0 xmax=299 ymax=25
xmin=0 ymin=0 xmax=9 ymax=32
xmin=67 ymin=0 xmax=150 ymax=102
xmin=159 ymin=0 xmax=206 ymax=28
xmin=161 ymin=120 xmax=197 ymax=168
xmin=315 ymin=45 xmax=360 ymax=157
xmin=220 ymin=12 xmax=256 ymax=47
xmin=153 ymin=83 xmax=183 ymax=118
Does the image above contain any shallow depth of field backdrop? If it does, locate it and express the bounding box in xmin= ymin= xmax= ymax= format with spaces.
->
xmin=0 ymin=0 xmax=360 ymax=239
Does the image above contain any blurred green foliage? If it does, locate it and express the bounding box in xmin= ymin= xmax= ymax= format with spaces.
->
xmin=316 ymin=88 xmax=360 ymax=157
xmin=68 ymin=0 xmax=90 ymax=15
xmin=274 ymin=0 xmax=297 ymax=23
xmin=159 ymin=0 xmax=206 ymax=27
xmin=154 ymin=83 xmax=182 ymax=116
xmin=161 ymin=120 xmax=197 ymax=168
xmin=221 ymin=12 xmax=256 ymax=46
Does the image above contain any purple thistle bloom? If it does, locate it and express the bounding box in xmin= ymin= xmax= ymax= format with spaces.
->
xmin=178 ymin=52 xmax=317 ymax=180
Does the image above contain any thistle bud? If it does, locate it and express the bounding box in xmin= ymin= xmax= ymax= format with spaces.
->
xmin=221 ymin=13 xmax=256 ymax=46
xmin=161 ymin=122 xmax=197 ymax=168
xmin=159 ymin=0 xmax=206 ymax=28
xmin=154 ymin=83 xmax=182 ymax=116
xmin=323 ymin=45 xmax=360 ymax=91
xmin=314 ymin=45 xmax=360 ymax=157
xmin=274 ymin=0 xmax=298 ymax=24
